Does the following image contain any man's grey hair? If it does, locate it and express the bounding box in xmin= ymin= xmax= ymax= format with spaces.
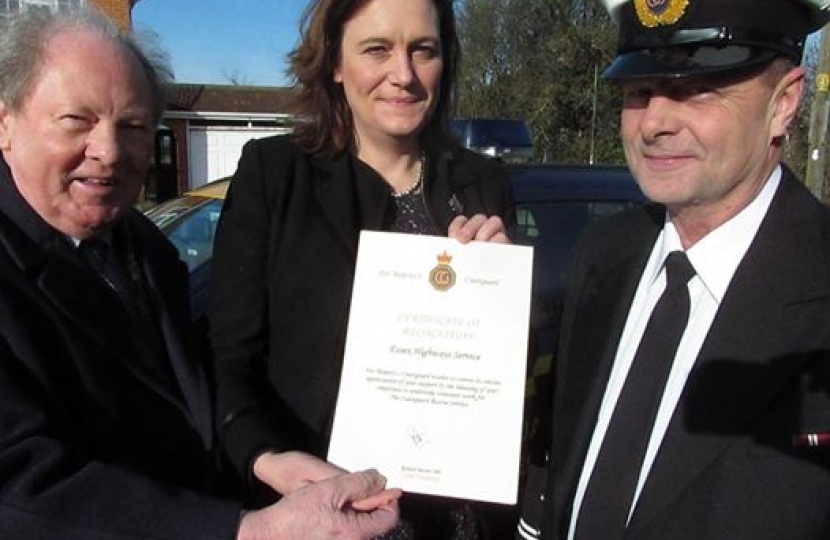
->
xmin=0 ymin=5 xmax=173 ymax=123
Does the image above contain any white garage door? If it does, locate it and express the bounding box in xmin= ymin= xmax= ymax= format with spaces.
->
xmin=188 ymin=126 xmax=288 ymax=189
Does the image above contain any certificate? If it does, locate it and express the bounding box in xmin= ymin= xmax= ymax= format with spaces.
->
xmin=328 ymin=231 xmax=533 ymax=504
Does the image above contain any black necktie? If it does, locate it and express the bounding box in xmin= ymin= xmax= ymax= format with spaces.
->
xmin=78 ymin=237 xmax=179 ymax=391
xmin=79 ymin=237 xmax=156 ymax=327
xmin=79 ymin=238 xmax=134 ymax=308
xmin=574 ymin=250 xmax=696 ymax=540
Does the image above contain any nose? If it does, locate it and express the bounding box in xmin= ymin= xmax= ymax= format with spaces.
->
xmin=639 ymin=94 xmax=681 ymax=143
xmin=85 ymin=123 xmax=121 ymax=166
xmin=389 ymin=51 xmax=415 ymax=87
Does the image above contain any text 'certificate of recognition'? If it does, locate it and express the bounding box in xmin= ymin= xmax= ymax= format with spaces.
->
xmin=328 ymin=230 xmax=533 ymax=504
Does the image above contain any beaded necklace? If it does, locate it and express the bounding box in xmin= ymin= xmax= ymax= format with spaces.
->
xmin=391 ymin=153 xmax=426 ymax=198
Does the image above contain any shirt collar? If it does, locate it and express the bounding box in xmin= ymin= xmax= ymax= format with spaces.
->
xmin=68 ymin=228 xmax=113 ymax=246
xmin=654 ymin=165 xmax=781 ymax=303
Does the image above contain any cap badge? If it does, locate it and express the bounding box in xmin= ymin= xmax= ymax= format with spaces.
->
xmin=634 ymin=0 xmax=690 ymax=28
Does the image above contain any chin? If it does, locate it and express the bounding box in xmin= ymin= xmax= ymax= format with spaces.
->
xmin=383 ymin=118 xmax=428 ymax=137
xmin=83 ymin=205 xmax=128 ymax=230
xmin=641 ymin=186 xmax=696 ymax=209
xmin=383 ymin=129 xmax=420 ymax=140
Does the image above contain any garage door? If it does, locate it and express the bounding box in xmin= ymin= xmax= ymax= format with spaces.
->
xmin=188 ymin=127 xmax=288 ymax=188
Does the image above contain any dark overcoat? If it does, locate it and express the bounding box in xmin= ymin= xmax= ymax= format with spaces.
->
xmin=0 ymin=161 xmax=241 ymax=539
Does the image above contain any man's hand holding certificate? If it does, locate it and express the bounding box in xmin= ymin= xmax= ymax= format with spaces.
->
xmin=328 ymin=231 xmax=533 ymax=504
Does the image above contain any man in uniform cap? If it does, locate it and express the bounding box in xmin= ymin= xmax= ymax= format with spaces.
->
xmin=530 ymin=0 xmax=830 ymax=539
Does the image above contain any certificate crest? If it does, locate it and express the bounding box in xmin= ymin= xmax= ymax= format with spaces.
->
xmin=634 ymin=0 xmax=689 ymax=28
xmin=429 ymin=251 xmax=456 ymax=291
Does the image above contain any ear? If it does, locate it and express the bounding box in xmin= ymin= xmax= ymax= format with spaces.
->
xmin=333 ymin=51 xmax=344 ymax=84
xmin=0 ymin=101 xmax=11 ymax=151
xmin=770 ymin=65 xmax=805 ymax=140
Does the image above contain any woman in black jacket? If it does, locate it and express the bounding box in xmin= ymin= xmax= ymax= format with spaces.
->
xmin=208 ymin=0 xmax=515 ymax=537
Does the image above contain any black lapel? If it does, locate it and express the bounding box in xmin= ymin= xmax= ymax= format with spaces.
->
xmin=428 ymin=149 xmax=492 ymax=231
xmin=628 ymin=172 xmax=830 ymax=535
xmin=134 ymin=218 xmax=214 ymax=445
xmin=309 ymin=152 xmax=364 ymax=256
xmin=38 ymin=234 xmax=185 ymax=405
xmin=429 ymin=151 xmax=461 ymax=231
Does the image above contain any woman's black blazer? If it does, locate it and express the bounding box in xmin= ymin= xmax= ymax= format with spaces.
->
xmin=208 ymin=135 xmax=516 ymax=477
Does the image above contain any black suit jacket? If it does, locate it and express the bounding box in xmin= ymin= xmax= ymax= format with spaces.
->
xmin=0 ymin=161 xmax=241 ymax=539
xmin=209 ymin=135 xmax=516 ymax=477
xmin=542 ymin=168 xmax=830 ymax=539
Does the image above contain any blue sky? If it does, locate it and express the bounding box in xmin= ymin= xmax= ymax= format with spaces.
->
xmin=133 ymin=0 xmax=309 ymax=87
xmin=132 ymin=2 xmax=827 ymax=89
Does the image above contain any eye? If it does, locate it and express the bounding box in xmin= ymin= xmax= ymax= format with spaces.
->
xmin=125 ymin=118 xmax=149 ymax=129
xmin=119 ymin=118 xmax=153 ymax=135
xmin=675 ymin=84 xmax=713 ymax=99
xmin=363 ymin=44 xmax=389 ymax=57
xmin=412 ymin=43 xmax=439 ymax=60
xmin=622 ymin=85 xmax=653 ymax=105
xmin=124 ymin=124 xmax=150 ymax=133
xmin=59 ymin=114 xmax=92 ymax=130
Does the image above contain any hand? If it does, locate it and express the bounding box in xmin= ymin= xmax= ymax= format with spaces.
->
xmin=448 ymin=214 xmax=510 ymax=244
xmin=237 ymin=470 xmax=401 ymax=540
xmin=253 ymin=450 xmax=347 ymax=495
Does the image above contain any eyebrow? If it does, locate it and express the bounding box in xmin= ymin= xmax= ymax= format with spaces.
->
xmin=354 ymin=35 xmax=440 ymax=47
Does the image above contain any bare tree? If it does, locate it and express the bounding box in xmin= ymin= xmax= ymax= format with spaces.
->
xmin=456 ymin=0 xmax=622 ymax=163
xmin=221 ymin=67 xmax=253 ymax=86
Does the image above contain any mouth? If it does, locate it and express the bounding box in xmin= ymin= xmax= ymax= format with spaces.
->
xmin=73 ymin=177 xmax=117 ymax=187
xmin=68 ymin=177 xmax=122 ymax=199
xmin=642 ymin=152 xmax=694 ymax=169
xmin=383 ymin=96 xmax=421 ymax=106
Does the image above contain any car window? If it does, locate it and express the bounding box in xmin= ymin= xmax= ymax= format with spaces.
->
xmin=452 ymin=119 xmax=532 ymax=147
xmin=518 ymin=199 xmax=639 ymax=278
xmin=517 ymin=208 xmax=540 ymax=238
xmin=586 ymin=201 xmax=635 ymax=222
xmin=164 ymin=199 xmax=224 ymax=272
xmin=517 ymin=199 xmax=640 ymax=317
xmin=518 ymin=202 xmax=587 ymax=294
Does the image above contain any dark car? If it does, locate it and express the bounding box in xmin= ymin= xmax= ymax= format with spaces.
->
xmin=452 ymin=118 xmax=535 ymax=163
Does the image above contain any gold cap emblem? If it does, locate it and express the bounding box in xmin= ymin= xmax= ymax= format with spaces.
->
xmin=634 ymin=0 xmax=690 ymax=28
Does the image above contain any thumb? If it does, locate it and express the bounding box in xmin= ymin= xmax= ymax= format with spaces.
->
xmin=333 ymin=469 xmax=387 ymax=507
xmin=351 ymin=488 xmax=403 ymax=511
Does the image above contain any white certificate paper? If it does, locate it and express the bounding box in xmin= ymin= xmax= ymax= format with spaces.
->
xmin=328 ymin=231 xmax=533 ymax=504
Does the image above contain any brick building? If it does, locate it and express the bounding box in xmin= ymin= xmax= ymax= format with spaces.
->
xmin=162 ymin=84 xmax=293 ymax=195
xmin=88 ymin=0 xmax=136 ymax=30
xmin=0 ymin=0 xmax=136 ymax=29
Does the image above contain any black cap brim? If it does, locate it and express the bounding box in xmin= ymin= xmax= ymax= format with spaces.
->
xmin=603 ymin=45 xmax=780 ymax=79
